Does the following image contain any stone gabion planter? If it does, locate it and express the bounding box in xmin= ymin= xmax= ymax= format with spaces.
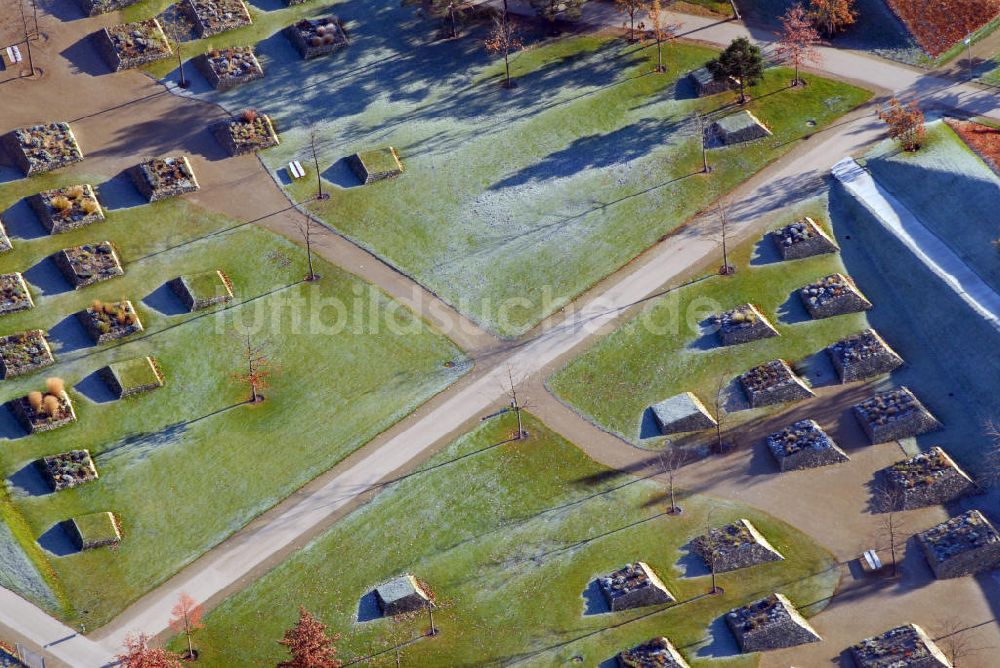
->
xmin=54 ymin=241 xmax=124 ymax=289
xmin=739 ymin=359 xmax=814 ymax=409
xmin=66 ymin=512 xmax=121 ymax=551
xmin=375 ymin=574 xmax=432 ymax=616
xmin=767 ymin=419 xmax=849 ymax=472
xmin=708 ymin=110 xmax=772 ymax=146
xmin=195 ymin=46 xmax=264 ymax=91
xmin=799 ymin=273 xmax=872 ymax=320
xmin=10 ymin=390 xmax=76 ymax=435
xmin=77 ymin=0 xmax=140 ymax=15
xmin=170 ymin=270 xmax=234 ymax=311
xmin=828 ymin=329 xmax=903 ymax=383
xmin=349 ymin=147 xmax=404 ymax=184
xmin=851 ymin=624 xmax=952 ymax=668
xmin=884 ymin=447 xmax=976 ymax=510
xmin=618 ymin=636 xmax=690 ymax=668
xmin=285 ymin=16 xmax=348 ymax=60
xmin=725 ymin=593 xmax=821 ymax=653
xmin=4 ymin=123 xmax=84 ymax=176
xmin=917 ymin=510 xmax=1000 ymax=580
xmin=598 ymin=562 xmax=674 ymax=612
xmin=100 ymin=356 xmax=164 ymax=399
xmin=649 ymin=392 xmax=716 ymax=435
xmin=853 ymin=387 xmax=942 ymax=444
xmin=715 ymin=303 xmax=779 ymax=346
xmin=29 ymin=184 xmax=105 ymax=235
xmin=0 ymin=219 xmax=12 ymax=255
xmin=78 ymin=299 xmax=143 ymax=344
xmin=0 ymin=330 xmax=54 ymax=379
xmin=213 ymin=114 xmax=279 ymax=156
xmin=693 ymin=519 xmax=784 ymax=573
xmin=39 ymin=449 xmax=97 ymax=492
xmin=96 ymin=19 xmax=173 ymax=71
xmin=770 ymin=217 xmax=838 ymax=261
xmin=0 ymin=273 xmax=34 ymax=316
xmin=129 ymin=156 xmax=200 ymax=202
xmin=183 ymin=0 xmax=252 ymax=38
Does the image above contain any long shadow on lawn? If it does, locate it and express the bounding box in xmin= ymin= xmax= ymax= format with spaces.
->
xmin=143 ymin=282 xmax=189 ymax=316
xmin=96 ymin=172 xmax=148 ymax=211
xmin=694 ymin=614 xmax=740 ymax=658
xmin=581 ymin=578 xmax=610 ymax=615
xmin=47 ymin=313 xmax=93 ymax=354
xmin=37 ymin=522 xmax=80 ymax=557
xmin=0 ymin=199 xmax=46 ymax=240
xmin=775 ymin=287 xmax=812 ymax=325
xmin=355 ymin=590 xmax=382 ymax=623
xmin=8 ymin=461 xmax=50 ymax=497
xmin=75 ymin=370 xmax=118 ymax=404
xmin=24 ymin=256 xmax=72 ymax=296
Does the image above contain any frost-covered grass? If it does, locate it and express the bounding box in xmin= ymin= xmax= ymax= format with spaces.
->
xmin=549 ymin=196 xmax=869 ymax=444
xmin=0 ymin=172 xmax=466 ymax=626
xmin=863 ymin=120 xmax=1000 ymax=296
xmin=183 ymin=412 xmax=838 ymax=667
xmin=166 ymin=0 xmax=868 ymax=336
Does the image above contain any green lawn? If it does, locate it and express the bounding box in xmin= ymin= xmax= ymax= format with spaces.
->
xmin=183 ymin=412 xmax=839 ymax=667
xmin=548 ymin=196 xmax=871 ymax=445
xmin=0 ymin=171 xmax=466 ymax=625
xmin=163 ymin=0 xmax=869 ymax=337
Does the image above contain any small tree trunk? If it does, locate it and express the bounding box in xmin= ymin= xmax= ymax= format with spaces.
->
xmin=504 ymin=48 xmax=511 ymax=87
xmin=657 ymin=39 xmax=663 ymax=71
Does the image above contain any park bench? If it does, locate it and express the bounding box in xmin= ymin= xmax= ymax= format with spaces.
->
xmin=860 ymin=549 xmax=882 ymax=574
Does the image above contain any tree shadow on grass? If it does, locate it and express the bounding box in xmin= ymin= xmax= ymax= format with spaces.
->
xmin=96 ymin=172 xmax=147 ymax=211
xmin=356 ymin=590 xmax=382 ymax=622
xmin=581 ymin=578 xmax=609 ymax=616
xmin=143 ymin=282 xmax=189 ymax=316
xmin=0 ymin=199 xmax=46 ymax=240
xmin=98 ymin=421 xmax=190 ymax=468
xmin=75 ymin=369 xmax=117 ymax=404
xmin=47 ymin=313 xmax=93 ymax=354
xmin=23 ymin=256 xmax=72 ymax=296
xmin=37 ymin=522 xmax=80 ymax=557
xmin=694 ymin=614 xmax=739 ymax=658
xmin=8 ymin=461 xmax=50 ymax=497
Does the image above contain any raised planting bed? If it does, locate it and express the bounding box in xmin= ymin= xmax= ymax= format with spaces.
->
xmin=884 ymin=447 xmax=977 ymax=510
xmin=851 ymin=624 xmax=951 ymax=668
xmin=285 ymin=16 xmax=348 ymax=60
xmin=3 ymin=123 xmax=84 ymax=177
xmin=597 ymin=562 xmax=674 ymax=612
xmin=852 ymin=387 xmax=942 ymax=444
xmin=170 ymin=270 xmax=233 ymax=311
xmin=827 ymin=329 xmax=903 ymax=384
xmin=766 ymin=419 xmax=849 ymax=472
xmin=213 ymin=112 xmax=279 ymax=156
xmin=917 ymin=509 xmax=1000 ymax=579
xmin=770 ymin=217 xmax=838 ymax=261
xmin=708 ymin=110 xmax=772 ymax=146
xmin=183 ymin=0 xmax=252 ymax=38
xmin=77 ymin=299 xmax=143 ymax=344
xmin=948 ymin=119 xmax=1000 ymax=177
xmin=649 ymin=391 xmax=716 ymax=435
xmin=77 ymin=0 xmax=141 ymax=15
xmin=799 ymin=273 xmax=872 ymax=320
xmin=725 ymin=593 xmax=821 ymax=653
xmin=714 ymin=303 xmax=778 ymax=346
xmin=0 ymin=330 xmax=54 ymax=379
xmin=0 ymin=273 xmax=34 ymax=316
xmin=28 ymin=184 xmax=105 ymax=234
xmin=39 ymin=450 xmax=96 ymax=491
xmin=65 ymin=512 xmax=121 ymax=551
xmin=688 ymin=66 xmax=733 ymax=97
xmin=692 ymin=519 xmax=784 ymax=573
xmin=374 ymin=574 xmax=432 ymax=616
xmin=738 ymin=359 xmax=814 ymax=409
xmin=349 ymin=147 xmax=404 ymax=185
xmin=100 ymin=356 xmax=164 ymax=399
xmin=618 ymin=636 xmax=690 ymax=668
xmin=129 ymin=156 xmax=199 ymax=202
xmin=884 ymin=0 xmax=1000 ymax=59
xmin=9 ymin=388 xmax=76 ymax=434
xmin=0 ymin=219 xmax=11 ymax=255
xmin=195 ymin=46 xmax=264 ymax=91
xmin=96 ymin=19 xmax=173 ymax=72
xmin=54 ymin=241 xmax=124 ymax=289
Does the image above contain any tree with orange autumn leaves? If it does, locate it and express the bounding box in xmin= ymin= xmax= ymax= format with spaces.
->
xmin=277 ymin=607 xmax=343 ymax=668
xmin=878 ymin=98 xmax=925 ymax=151
xmin=774 ymin=3 xmax=822 ymax=86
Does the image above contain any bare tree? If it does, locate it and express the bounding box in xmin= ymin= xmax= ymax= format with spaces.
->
xmin=506 ymin=365 xmax=527 ymax=439
xmin=935 ymin=616 xmax=992 ymax=667
xmin=309 ymin=131 xmax=327 ymax=201
xmin=658 ymin=444 xmax=685 ymax=515
xmin=712 ymin=374 xmax=730 ymax=454
xmin=694 ymin=112 xmax=710 ymax=174
xmin=296 ymin=216 xmax=321 ymax=282
xmin=703 ymin=507 xmax=723 ymax=594
xmin=872 ymin=484 xmax=906 ymax=577
xmin=717 ymin=201 xmax=735 ymax=276
xmin=485 ymin=0 xmax=523 ymax=89
xmin=232 ymin=333 xmax=274 ymax=404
